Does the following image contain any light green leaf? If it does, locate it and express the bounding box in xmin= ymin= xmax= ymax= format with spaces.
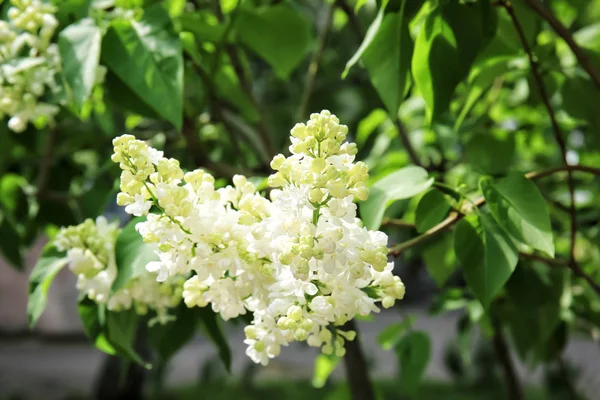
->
xmin=360 ymin=166 xmax=434 ymax=230
xmin=415 ymin=189 xmax=451 ymax=233
xmin=362 ymin=5 xmax=413 ymax=116
xmin=342 ymin=0 xmax=389 ymax=78
xmin=377 ymin=316 xmax=415 ymax=350
xmin=454 ymin=214 xmax=518 ymax=308
xmin=112 ymin=216 xmax=158 ymax=292
xmin=481 ymin=173 xmax=554 ymax=257
xmin=198 ymin=307 xmax=232 ymax=372
xmin=312 ymin=354 xmax=340 ymax=388
xmin=27 ymin=243 xmax=68 ymax=327
xmin=356 ymin=108 xmax=388 ymax=147
xmin=422 ymin=233 xmax=457 ymax=288
xmin=354 ymin=0 xmax=369 ymax=13
xmin=395 ymin=331 xmax=431 ymax=396
xmin=102 ymin=4 xmax=183 ymax=129
xmin=58 ymin=18 xmax=102 ymax=109
xmin=412 ymin=1 xmax=497 ymax=121
xmin=235 ymin=4 xmax=310 ymax=80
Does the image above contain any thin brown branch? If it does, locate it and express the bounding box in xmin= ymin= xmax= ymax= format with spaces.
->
xmin=492 ymin=318 xmax=524 ymax=400
xmin=381 ymin=218 xmax=416 ymax=229
xmin=297 ymin=2 xmax=335 ymax=121
xmin=523 ymin=0 xmax=600 ymax=91
xmin=501 ymin=0 xmax=578 ymax=266
xmin=341 ymin=320 xmax=376 ymax=400
xmin=395 ymin=119 xmax=424 ymax=168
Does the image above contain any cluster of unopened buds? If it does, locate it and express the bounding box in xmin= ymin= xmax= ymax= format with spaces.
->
xmin=0 ymin=0 xmax=62 ymax=132
xmin=55 ymin=217 xmax=183 ymax=326
xmin=59 ymin=111 xmax=405 ymax=364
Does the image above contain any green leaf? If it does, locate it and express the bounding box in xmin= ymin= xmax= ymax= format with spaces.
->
xmin=0 ymin=215 xmax=24 ymax=270
xmin=78 ymin=298 xmax=117 ymax=355
xmin=362 ymin=6 xmax=413 ymax=116
xmin=415 ymin=189 xmax=451 ymax=233
xmin=112 ymin=216 xmax=158 ymax=292
xmin=505 ymin=265 xmax=566 ymax=360
xmin=464 ymin=133 xmax=515 ymax=176
xmin=148 ymin=304 xmax=199 ymax=362
xmin=377 ymin=316 xmax=415 ymax=350
xmin=454 ymin=55 xmax=516 ymax=131
xmin=422 ymin=233 xmax=457 ymax=288
xmin=360 ymin=166 xmax=434 ymax=230
xmin=395 ymin=331 xmax=431 ymax=396
xmin=27 ymin=243 xmax=68 ymax=327
xmin=356 ymin=108 xmax=388 ymax=147
xmin=454 ymin=214 xmax=518 ymax=307
xmin=343 ymin=0 xmax=389 ymax=78
xmin=562 ymin=75 xmax=600 ymax=148
xmin=235 ymin=4 xmax=311 ymax=80
xmin=106 ymin=309 xmax=150 ymax=368
xmin=58 ymin=18 xmax=102 ymax=109
xmin=412 ymin=1 xmax=497 ymax=121
xmin=312 ymin=354 xmax=340 ymax=388
xmin=102 ymin=4 xmax=183 ymax=129
xmin=198 ymin=307 xmax=232 ymax=373
xmin=481 ymin=173 xmax=554 ymax=257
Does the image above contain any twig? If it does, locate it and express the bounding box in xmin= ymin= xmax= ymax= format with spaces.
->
xmin=381 ymin=218 xmax=416 ymax=229
xmin=35 ymin=127 xmax=58 ymax=196
xmin=501 ymin=1 xmax=578 ymax=267
xmin=341 ymin=320 xmax=376 ymax=400
xmin=492 ymin=318 xmax=524 ymax=400
xmin=297 ymin=2 xmax=335 ymax=121
xmin=518 ymin=251 xmax=569 ymax=267
xmin=523 ymin=0 xmax=600 ymax=91
xmin=395 ymin=119 xmax=424 ymax=168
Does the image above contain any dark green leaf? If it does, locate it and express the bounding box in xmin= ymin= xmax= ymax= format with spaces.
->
xmin=235 ymin=4 xmax=310 ymax=80
xmin=360 ymin=166 xmax=434 ymax=230
xmin=113 ymin=216 xmax=158 ymax=292
xmin=148 ymin=304 xmax=199 ymax=362
xmin=378 ymin=316 xmax=415 ymax=350
xmin=422 ymin=233 xmax=457 ymax=288
xmin=198 ymin=307 xmax=232 ymax=372
xmin=415 ymin=189 xmax=451 ymax=233
xmin=343 ymin=0 xmax=389 ymax=78
xmin=454 ymin=214 xmax=518 ymax=307
xmin=106 ymin=309 xmax=150 ymax=368
xmin=562 ymin=75 xmax=600 ymax=148
xmin=78 ymin=298 xmax=117 ymax=355
xmin=27 ymin=243 xmax=68 ymax=327
xmin=59 ymin=18 xmax=102 ymax=109
xmin=362 ymin=6 xmax=413 ymax=116
xmin=481 ymin=174 xmax=554 ymax=256
xmin=412 ymin=1 xmax=497 ymax=121
xmin=0 ymin=215 xmax=24 ymax=269
xmin=102 ymin=4 xmax=183 ymax=128
xmin=465 ymin=133 xmax=515 ymax=175
xmin=395 ymin=331 xmax=431 ymax=396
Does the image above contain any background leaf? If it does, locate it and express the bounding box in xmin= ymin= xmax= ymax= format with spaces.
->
xmin=415 ymin=189 xmax=451 ymax=233
xmin=395 ymin=330 xmax=431 ymax=396
xmin=198 ymin=307 xmax=232 ymax=373
xmin=312 ymin=354 xmax=340 ymax=388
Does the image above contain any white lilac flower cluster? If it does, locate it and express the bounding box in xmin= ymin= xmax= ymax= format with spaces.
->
xmin=111 ymin=110 xmax=405 ymax=365
xmin=0 ymin=0 xmax=61 ymax=132
xmin=54 ymin=217 xmax=183 ymax=325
